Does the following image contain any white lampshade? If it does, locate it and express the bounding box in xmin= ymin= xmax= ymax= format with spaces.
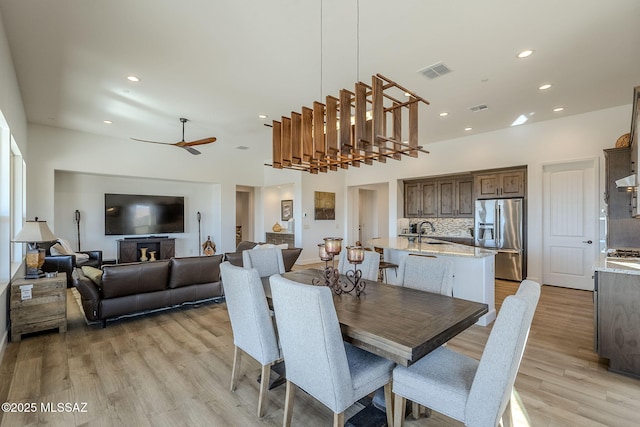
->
xmin=13 ymin=220 xmax=57 ymax=243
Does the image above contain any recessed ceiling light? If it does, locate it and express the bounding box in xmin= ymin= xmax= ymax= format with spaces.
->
xmin=553 ymin=107 xmax=564 ymax=112
xmin=404 ymin=92 xmax=411 ymax=97
xmin=258 ymin=114 xmax=268 ymax=119
xmin=127 ymin=75 xmax=140 ymax=82
xmin=538 ymin=84 xmax=552 ymax=90
xmin=439 ymin=112 xmax=449 ymax=117
xmin=511 ymin=114 xmax=528 ymax=126
xmin=517 ymin=49 xmax=534 ymax=58
xmin=103 ymin=120 xmax=112 ymax=124
xmin=464 ymin=127 xmax=473 ymax=131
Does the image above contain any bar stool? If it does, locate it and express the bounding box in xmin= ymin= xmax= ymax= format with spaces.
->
xmin=374 ymin=246 xmax=398 ymax=283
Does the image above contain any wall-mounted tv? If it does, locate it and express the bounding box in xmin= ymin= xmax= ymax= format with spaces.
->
xmin=105 ymin=193 xmax=185 ymax=235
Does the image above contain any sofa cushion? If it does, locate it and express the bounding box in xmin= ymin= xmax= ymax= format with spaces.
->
xmin=81 ymin=266 xmax=103 ymax=287
xmin=168 ymin=255 xmax=223 ymax=288
xmin=101 ymin=260 xmax=170 ymax=298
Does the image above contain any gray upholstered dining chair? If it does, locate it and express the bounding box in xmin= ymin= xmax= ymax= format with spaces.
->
xmin=242 ymin=247 xmax=285 ymax=277
xmin=269 ymin=274 xmax=395 ymax=427
xmin=219 ymin=262 xmax=282 ymax=417
xmin=337 ymin=249 xmax=381 ymax=281
xmin=392 ymin=280 xmax=541 ymax=427
xmin=394 ymin=254 xmax=454 ymax=296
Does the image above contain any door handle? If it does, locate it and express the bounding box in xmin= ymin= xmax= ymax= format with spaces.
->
xmin=582 ymin=240 xmax=593 ymax=244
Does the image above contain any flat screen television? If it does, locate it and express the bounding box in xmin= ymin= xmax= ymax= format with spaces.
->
xmin=105 ymin=193 xmax=185 ymax=235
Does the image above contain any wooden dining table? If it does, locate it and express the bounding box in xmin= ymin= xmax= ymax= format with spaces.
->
xmin=263 ymin=269 xmax=488 ymax=367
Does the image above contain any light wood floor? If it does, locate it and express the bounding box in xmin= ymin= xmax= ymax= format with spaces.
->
xmin=1 ymin=276 xmax=639 ymax=426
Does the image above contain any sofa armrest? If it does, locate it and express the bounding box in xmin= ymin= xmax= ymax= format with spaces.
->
xmin=224 ymin=251 xmax=244 ymax=267
xmin=43 ymin=254 xmax=76 ymax=288
xmin=73 ymin=272 xmax=101 ymax=321
xmin=80 ymin=250 xmax=103 ymax=267
xmin=282 ymin=248 xmax=303 ymax=272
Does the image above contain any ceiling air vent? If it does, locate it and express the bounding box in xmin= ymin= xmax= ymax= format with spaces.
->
xmin=417 ymin=62 xmax=452 ymax=79
xmin=469 ymin=104 xmax=489 ymax=112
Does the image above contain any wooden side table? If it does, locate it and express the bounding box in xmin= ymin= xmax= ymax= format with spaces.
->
xmin=10 ymin=275 xmax=67 ymax=342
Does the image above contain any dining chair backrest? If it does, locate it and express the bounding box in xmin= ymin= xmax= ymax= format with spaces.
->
xmin=242 ymin=247 xmax=286 ymax=278
xmin=396 ymin=255 xmax=454 ymax=296
xmin=220 ymin=261 xmax=280 ymax=365
xmin=269 ymin=274 xmax=354 ymax=413
xmin=337 ymin=249 xmax=380 ymax=282
xmin=465 ymin=280 xmax=540 ymax=426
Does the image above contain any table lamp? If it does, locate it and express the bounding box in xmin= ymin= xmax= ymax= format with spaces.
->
xmin=13 ymin=219 xmax=57 ymax=279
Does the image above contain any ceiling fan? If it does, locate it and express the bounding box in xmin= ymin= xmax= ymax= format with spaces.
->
xmin=131 ymin=117 xmax=216 ymax=155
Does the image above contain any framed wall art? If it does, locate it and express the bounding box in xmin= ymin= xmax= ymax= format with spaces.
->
xmin=281 ymin=199 xmax=293 ymax=221
xmin=314 ymin=191 xmax=335 ymax=220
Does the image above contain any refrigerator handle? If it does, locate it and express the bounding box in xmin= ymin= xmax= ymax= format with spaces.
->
xmin=495 ymin=203 xmax=501 ymax=245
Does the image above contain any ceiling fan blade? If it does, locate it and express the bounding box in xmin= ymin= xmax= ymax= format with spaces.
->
xmin=183 ymin=137 xmax=217 ymax=146
xmin=182 ymin=146 xmax=201 ymax=155
xmin=131 ymin=138 xmax=173 ymax=145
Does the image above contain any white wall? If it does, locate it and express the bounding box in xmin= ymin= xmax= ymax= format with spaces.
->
xmin=53 ymin=171 xmax=216 ymax=260
xmin=343 ymin=105 xmax=631 ymax=284
xmin=0 ymin=7 xmax=28 ymax=361
xmin=26 ymin=123 xmax=266 ymax=253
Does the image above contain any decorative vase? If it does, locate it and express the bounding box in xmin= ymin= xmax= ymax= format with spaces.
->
xmin=272 ymin=222 xmax=283 ymax=232
xmin=148 ymin=251 xmax=156 ymax=261
xmin=140 ymin=247 xmax=148 ymax=262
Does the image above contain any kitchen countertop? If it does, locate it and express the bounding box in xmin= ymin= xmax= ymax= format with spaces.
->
xmin=594 ymin=254 xmax=640 ymax=275
xmin=369 ymin=237 xmax=496 ymax=258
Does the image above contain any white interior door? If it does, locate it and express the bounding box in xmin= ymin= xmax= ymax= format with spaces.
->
xmin=543 ymin=159 xmax=598 ymax=290
xmin=358 ymin=189 xmax=376 ymax=246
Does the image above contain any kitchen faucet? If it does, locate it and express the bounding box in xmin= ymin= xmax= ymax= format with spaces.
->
xmin=417 ymin=220 xmax=435 ymax=244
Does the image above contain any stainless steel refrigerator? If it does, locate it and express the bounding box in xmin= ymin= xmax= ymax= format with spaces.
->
xmin=475 ymin=198 xmax=525 ymax=281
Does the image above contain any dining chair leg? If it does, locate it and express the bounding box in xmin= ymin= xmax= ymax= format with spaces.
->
xmin=333 ymin=411 xmax=345 ymax=427
xmin=412 ymin=401 xmax=420 ymax=419
xmin=501 ymin=396 xmax=513 ymax=427
xmin=393 ymin=393 xmax=406 ymax=427
xmin=230 ymin=345 xmax=242 ymax=391
xmin=384 ymin=382 xmax=393 ymax=427
xmin=283 ymin=380 xmax=296 ymax=427
xmin=258 ymin=363 xmax=272 ymax=417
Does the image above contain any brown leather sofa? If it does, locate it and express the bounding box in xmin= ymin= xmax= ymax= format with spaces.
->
xmin=74 ymin=254 xmax=224 ymax=327
xmin=224 ymin=241 xmax=302 ymax=271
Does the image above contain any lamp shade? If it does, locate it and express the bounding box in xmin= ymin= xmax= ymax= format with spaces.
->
xmin=13 ymin=220 xmax=57 ymax=243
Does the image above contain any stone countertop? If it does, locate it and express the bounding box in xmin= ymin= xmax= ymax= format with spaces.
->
xmin=594 ymin=254 xmax=640 ymax=276
xmin=369 ymin=237 xmax=496 ymax=259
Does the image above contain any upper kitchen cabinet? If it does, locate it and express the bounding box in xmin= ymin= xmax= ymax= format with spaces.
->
xmin=475 ymin=168 xmax=526 ymax=199
xmin=604 ymin=147 xmax=640 ymax=248
xmin=404 ymin=180 xmax=438 ymax=218
xmin=438 ymin=176 xmax=474 ymax=218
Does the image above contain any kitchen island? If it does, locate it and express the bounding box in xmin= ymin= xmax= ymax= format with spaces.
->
xmin=593 ymin=255 xmax=640 ymax=378
xmin=370 ymin=237 xmax=496 ymax=326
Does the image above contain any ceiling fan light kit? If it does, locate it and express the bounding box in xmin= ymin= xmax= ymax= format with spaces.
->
xmin=131 ymin=117 xmax=216 ymax=155
xmin=270 ymin=73 xmax=430 ymax=174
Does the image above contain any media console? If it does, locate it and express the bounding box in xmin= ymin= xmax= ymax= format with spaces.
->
xmin=117 ymin=237 xmax=176 ymax=263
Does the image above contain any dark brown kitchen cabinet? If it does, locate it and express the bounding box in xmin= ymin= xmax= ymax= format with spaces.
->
xmin=594 ymin=270 xmax=640 ymax=378
xmin=404 ymin=180 xmax=438 ymax=218
xmin=475 ymin=169 xmax=525 ymax=199
xmin=604 ymin=147 xmax=640 ymax=248
xmin=438 ymin=176 xmax=474 ymax=217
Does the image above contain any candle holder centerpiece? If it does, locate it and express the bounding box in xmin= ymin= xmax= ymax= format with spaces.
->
xmin=312 ymin=238 xmax=367 ymax=297
xmin=340 ymin=246 xmax=367 ymax=297
xmin=313 ymin=237 xmax=342 ymax=290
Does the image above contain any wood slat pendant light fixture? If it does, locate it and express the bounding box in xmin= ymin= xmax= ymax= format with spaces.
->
xmin=270 ymin=73 xmax=430 ymax=174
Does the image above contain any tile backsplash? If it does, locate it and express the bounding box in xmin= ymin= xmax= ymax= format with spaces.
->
xmin=398 ymin=217 xmax=474 ymax=238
